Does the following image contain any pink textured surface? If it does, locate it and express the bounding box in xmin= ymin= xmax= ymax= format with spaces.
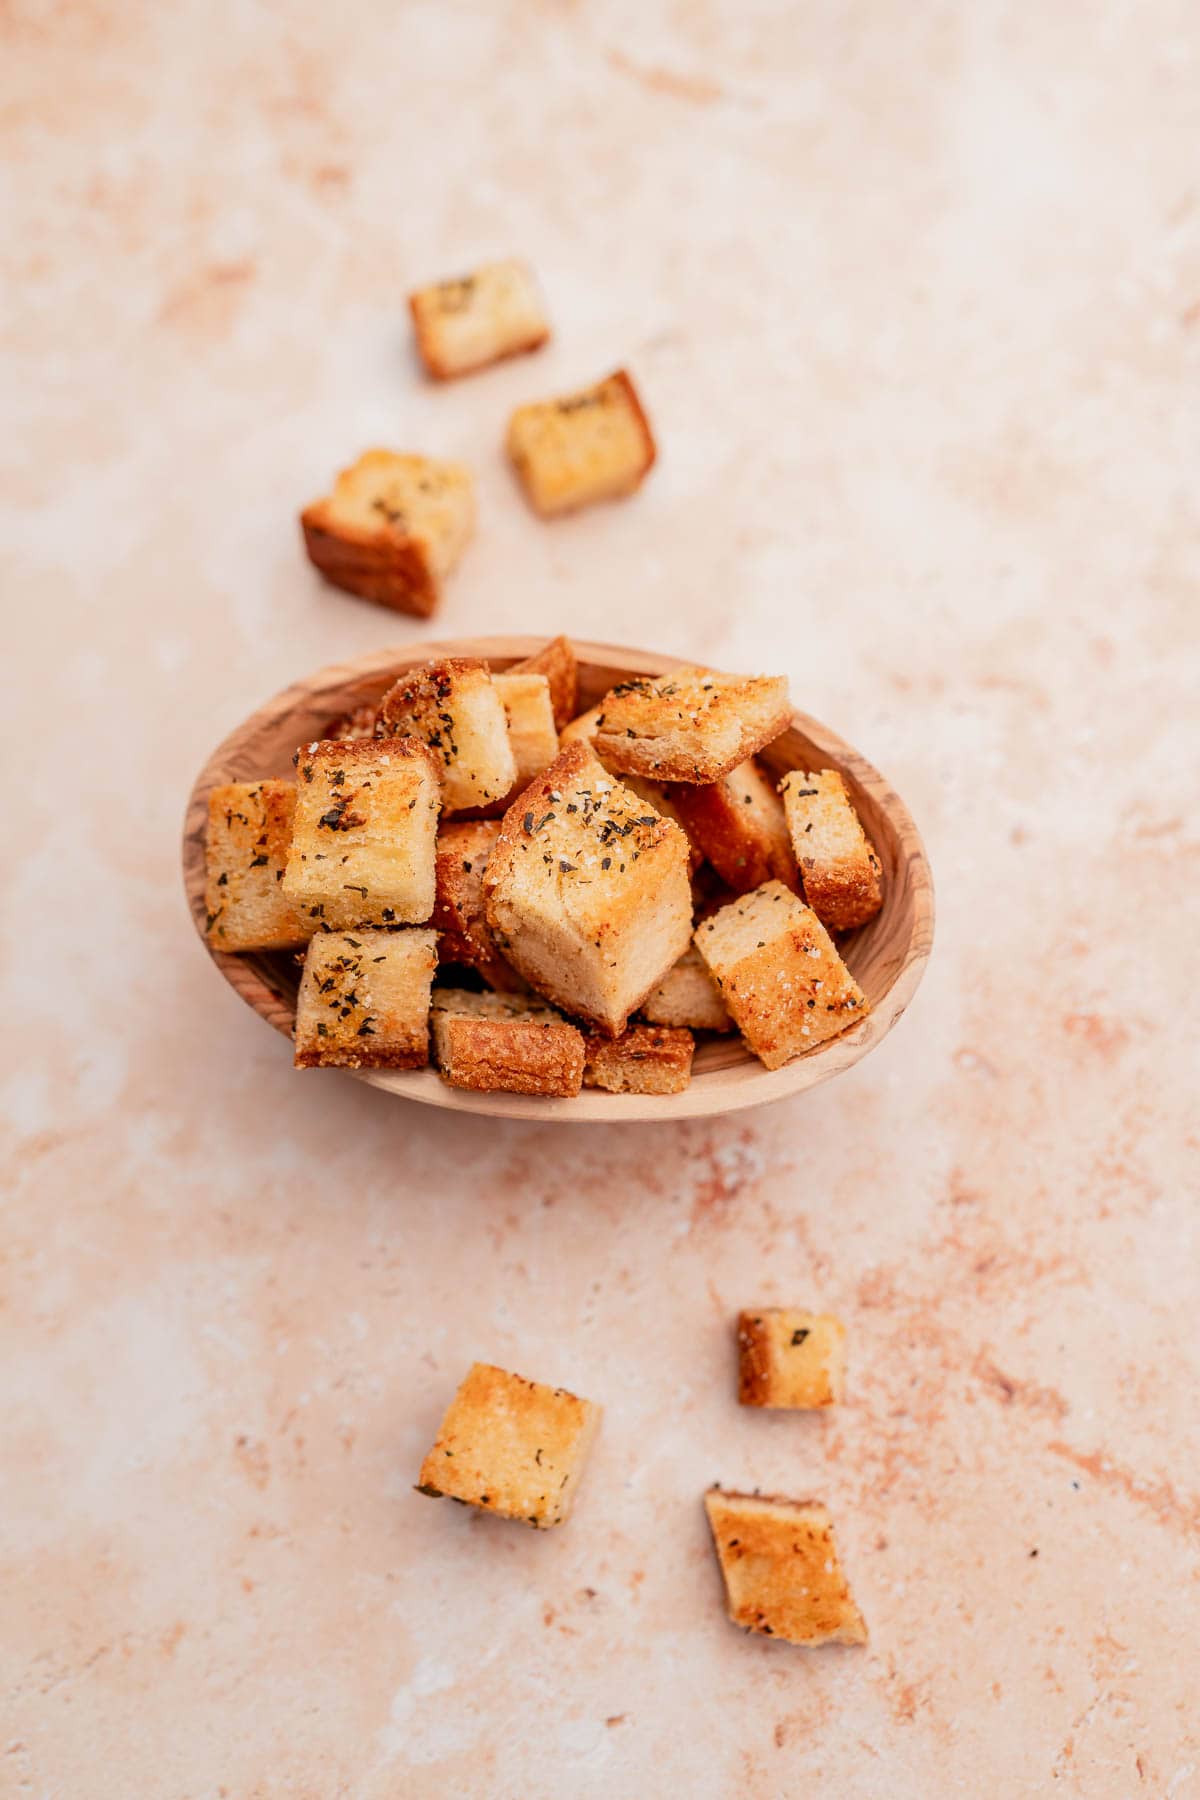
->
xmin=3 ymin=4 xmax=1198 ymax=1796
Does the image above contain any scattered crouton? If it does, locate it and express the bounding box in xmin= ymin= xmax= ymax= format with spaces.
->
xmin=668 ymin=759 xmax=797 ymax=893
xmin=693 ymin=881 xmax=868 ymax=1069
xmin=583 ymin=1023 xmax=694 ymax=1094
xmin=417 ymin=1362 xmax=601 ymax=1528
xmin=409 ymin=259 xmax=550 ymax=380
xmin=509 ymin=635 xmax=578 ymax=731
xmin=294 ymin=927 xmax=436 ymax=1069
xmin=379 ymin=658 xmax=517 ymax=814
xmin=704 ymin=1490 xmax=867 ymax=1646
xmin=736 ymin=1310 xmax=847 ymax=1409
xmin=281 ymin=737 xmax=441 ymax=930
xmin=300 ymin=450 xmax=474 ymax=617
xmin=493 ymin=672 xmax=559 ymax=792
xmin=594 ymin=667 xmax=791 ymax=784
xmin=205 ymin=780 xmax=309 ymax=952
xmin=506 ymin=369 xmax=656 ymax=517
xmin=483 ymin=741 xmax=693 ymax=1036
xmin=640 ymin=946 xmax=734 ymax=1033
xmin=431 ymin=988 xmax=584 ymax=1097
xmin=433 ymin=821 xmax=525 ymax=991
xmin=780 ymin=770 xmax=883 ymax=931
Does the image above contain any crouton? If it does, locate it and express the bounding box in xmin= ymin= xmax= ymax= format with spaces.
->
xmin=736 ymin=1310 xmax=847 ymax=1409
xmin=693 ymin=881 xmax=868 ymax=1070
xmin=557 ymin=706 xmax=703 ymax=872
xmin=780 ymin=770 xmax=883 ymax=932
xmin=583 ymin=1023 xmax=694 ymax=1095
xmin=431 ymin=988 xmax=584 ymax=1097
xmin=668 ymin=759 xmax=797 ymax=894
xmin=300 ymin=450 xmax=474 ymax=618
xmin=492 ymin=672 xmax=559 ymax=791
xmin=433 ymin=821 xmax=525 ymax=991
xmin=509 ymin=635 xmax=578 ymax=731
xmin=704 ymin=1490 xmax=867 ymax=1646
xmin=506 ymin=369 xmax=656 ymax=517
xmin=281 ymin=737 xmax=440 ymax=931
xmin=409 ymin=259 xmax=549 ymax=380
xmin=294 ymin=927 xmax=436 ymax=1069
xmin=594 ymin=667 xmax=791 ymax=784
xmin=640 ymin=946 xmax=734 ymax=1033
xmin=483 ymin=742 xmax=693 ymax=1036
xmin=322 ymin=701 xmax=379 ymax=742
xmin=379 ymin=658 xmax=517 ymax=815
xmin=558 ymin=702 xmax=604 ymax=753
xmin=205 ymin=780 xmax=309 ymax=952
xmin=417 ymin=1362 xmax=600 ymax=1528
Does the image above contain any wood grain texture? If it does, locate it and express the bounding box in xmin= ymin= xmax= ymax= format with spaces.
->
xmin=181 ymin=638 xmax=935 ymax=1120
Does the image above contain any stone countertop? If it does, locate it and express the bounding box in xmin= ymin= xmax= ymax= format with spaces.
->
xmin=3 ymin=4 xmax=1197 ymax=1795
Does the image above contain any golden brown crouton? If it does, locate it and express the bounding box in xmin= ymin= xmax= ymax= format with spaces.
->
xmin=780 ymin=770 xmax=883 ymax=932
xmin=640 ymin=946 xmax=734 ymax=1033
xmin=294 ymin=927 xmax=436 ymax=1069
xmin=409 ymin=259 xmax=549 ymax=380
xmin=583 ymin=1023 xmax=694 ymax=1095
xmin=510 ymin=635 xmax=578 ymax=731
xmin=379 ymin=658 xmax=517 ymax=815
xmin=281 ymin=737 xmax=441 ymax=931
xmin=492 ymin=672 xmax=559 ymax=792
xmin=483 ymin=742 xmax=693 ymax=1036
xmin=506 ymin=369 xmax=656 ymax=517
xmin=433 ymin=821 xmax=525 ymax=992
xmin=417 ymin=1362 xmax=601 ymax=1528
xmin=594 ymin=667 xmax=791 ymax=785
xmin=668 ymin=759 xmax=797 ymax=894
xmin=205 ymin=780 xmax=310 ymax=952
xmin=737 ymin=1310 xmax=847 ymax=1409
xmin=704 ymin=1490 xmax=867 ymax=1646
xmin=557 ymin=706 xmax=703 ymax=872
xmin=431 ymin=988 xmax=584 ymax=1097
xmin=300 ymin=450 xmax=474 ymax=617
xmin=693 ymin=881 xmax=868 ymax=1070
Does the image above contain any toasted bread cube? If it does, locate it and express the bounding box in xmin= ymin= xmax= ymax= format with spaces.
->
xmin=432 ymin=988 xmax=584 ymax=1097
xmin=506 ymin=369 xmax=656 ymax=518
xmin=583 ymin=1023 xmax=694 ymax=1095
xmin=557 ymin=707 xmax=703 ymax=872
xmin=737 ymin=1310 xmax=846 ymax=1409
xmin=558 ymin=702 xmax=604 ymax=753
xmin=594 ymin=667 xmax=791 ymax=785
xmin=294 ymin=927 xmax=436 ymax=1069
xmin=640 ymin=946 xmax=734 ymax=1033
xmin=205 ymin=780 xmax=309 ymax=952
xmin=281 ymin=737 xmax=440 ymax=931
xmin=694 ymin=882 xmax=868 ymax=1070
xmin=510 ymin=635 xmax=578 ymax=731
xmin=493 ymin=672 xmax=559 ymax=791
xmin=300 ymin=450 xmax=474 ymax=618
xmin=433 ymin=821 xmax=525 ymax=991
xmin=704 ymin=1491 xmax=867 ymax=1646
xmin=409 ymin=259 xmax=549 ymax=380
xmin=669 ymin=759 xmax=797 ymax=895
xmin=379 ymin=657 xmax=517 ymax=815
xmin=483 ymin=742 xmax=693 ymax=1036
xmin=781 ymin=770 xmax=883 ymax=932
xmin=417 ymin=1362 xmax=600 ymax=1528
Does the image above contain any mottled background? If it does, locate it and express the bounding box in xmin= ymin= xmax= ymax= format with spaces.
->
xmin=3 ymin=2 xmax=1198 ymax=1795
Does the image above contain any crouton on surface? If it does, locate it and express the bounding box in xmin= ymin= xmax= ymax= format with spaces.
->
xmin=409 ymin=259 xmax=549 ymax=380
xmin=583 ymin=1023 xmax=694 ymax=1095
xmin=431 ymin=988 xmax=584 ymax=1097
xmin=294 ymin=927 xmax=436 ymax=1069
xmin=493 ymin=672 xmax=559 ymax=791
xmin=510 ymin=635 xmax=578 ymax=731
xmin=704 ymin=1490 xmax=867 ymax=1646
xmin=281 ymin=737 xmax=440 ymax=931
xmin=780 ymin=770 xmax=883 ymax=932
xmin=737 ymin=1310 xmax=847 ymax=1409
xmin=379 ymin=658 xmax=517 ymax=814
xmin=594 ymin=667 xmax=791 ymax=784
xmin=640 ymin=946 xmax=734 ymax=1033
xmin=506 ymin=369 xmax=656 ymax=517
xmin=433 ymin=821 xmax=525 ymax=991
xmin=668 ymin=759 xmax=797 ymax=894
xmin=483 ymin=741 xmax=693 ymax=1036
xmin=300 ymin=450 xmax=474 ymax=618
xmin=205 ymin=780 xmax=309 ymax=952
xmin=693 ymin=881 xmax=868 ymax=1070
xmin=417 ymin=1362 xmax=600 ymax=1528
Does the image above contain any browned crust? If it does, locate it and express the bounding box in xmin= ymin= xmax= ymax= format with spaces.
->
xmin=667 ymin=772 xmax=797 ymax=894
xmin=594 ymin=686 xmax=791 ymax=785
xmin=798 ymin=860 xmax=883 ymax=934
xmin=300 ymin=504 xmax=439 ymax=617
xmin=293 ymin=732 xmax=442 ymax=785
xmin=433 ymin=822 xmax=525 ymax=992
xmin=437 ymin=1015 xmax=584 ymax=1097
xmin=609 ymin=367 xmax=657 ymax=485
xmin=294 ymin=1036 xmax=428 ymax=1071
xmin=510 ymin=635 xmax=579 ymax=731
xmin=735 ymin=1313 xmax=773 ymax=1406
xmin=583 ymin=1024 xmax=694 ymax=1094
xmin=408 ymin=289 xmax=550 ymax=382
xmin=377 ymin=656 xmax=489 ymax=732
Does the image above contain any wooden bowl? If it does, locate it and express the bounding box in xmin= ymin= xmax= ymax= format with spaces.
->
xmin=182 ymin=638 xmax=934 ymax=1120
